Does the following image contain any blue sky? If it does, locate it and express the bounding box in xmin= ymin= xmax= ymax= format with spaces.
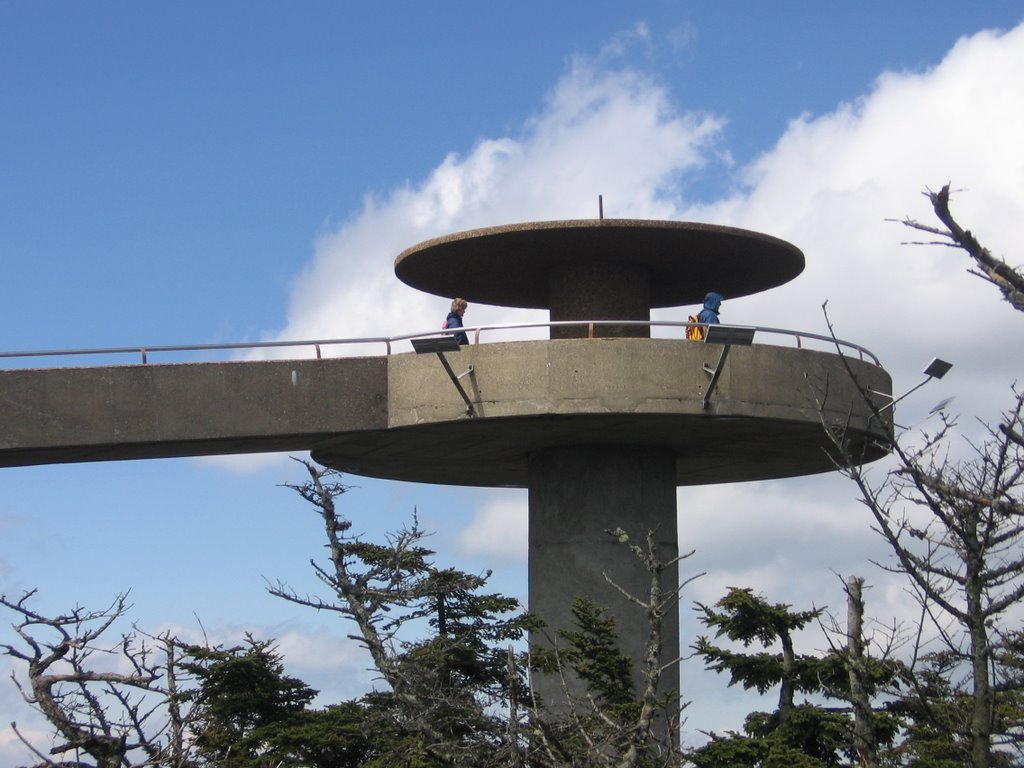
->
xmin=3 ymin=2 xmax=1024 ymax=759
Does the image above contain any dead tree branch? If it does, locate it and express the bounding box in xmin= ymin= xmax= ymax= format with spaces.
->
xmin=893 ymin=183 xmax=1024 ymax=311
xmin=1 ymin=591 xmax=200 ymax=768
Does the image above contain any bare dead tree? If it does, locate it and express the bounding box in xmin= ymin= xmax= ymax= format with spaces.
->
xmin=824 ymin=352 xmax=1024 ymax=767
xmin=820 ymin=189 xmax=1024 ymax=765
xmin=816 ymin=575 xmax=911 ymax=768
xmin=0 ymin=591 xmax=199 ymax=768
xmin=892 ymin=183 xmax=1024 ymax=311
xmin=604 ymin=528 xmax=700 ymax=768
xmin=269 ymin=459 xmax=416 ymax=689
xmin=845 ymin=576 xmax=879 ymax=767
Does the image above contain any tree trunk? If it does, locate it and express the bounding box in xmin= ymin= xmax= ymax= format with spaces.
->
xmin=967 ymin=571 xmax=993 ymax=768
xmin=846 ymin=576 xmax=877 ymax=767
xmin=778 ymin=631 xmax=795 ymax=724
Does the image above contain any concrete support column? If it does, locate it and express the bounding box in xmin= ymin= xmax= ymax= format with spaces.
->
xmin=528 ymin=446 xmax=679 ymax=710
xmin=548 ymin=262 xmax=651 ymax=339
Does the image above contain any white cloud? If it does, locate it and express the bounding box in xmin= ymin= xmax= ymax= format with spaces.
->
xmin=677 ymin=23 xmax=1024 ymax=436
xmin=195 ymin=450 xmax=295 ymax=474
xmin=455 ymin=496 xmax=528 ymax=564
xmin=0 ymin=618 xmax=380 ymax=767
xmin=0 ymin=713 xmax=49 ymax=768
xmin=264 ymin=54 xmax=727 ymax=353
xmin=266 ymin=22 xmax=1024 ymax=444
xmin=0 ymin=650 xmax=49 ymax=766
xmin=272 ymin=625 xmax=380 ymax=702
xmin=678 ymin=476 xmax=900 ymax=611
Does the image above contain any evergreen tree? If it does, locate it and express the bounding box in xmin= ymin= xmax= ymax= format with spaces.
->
xmin=528 ymin=526 xmax=697 ymax=767
xmin=691 ymin=588 xmax=901 ymax=768
xmin=269 ymin=458 xmax=532 ymax=766
xmin=530 ymin=597 xmax=644 ymax=762
xmin=187 ymin=635 xmax=329 ymax=768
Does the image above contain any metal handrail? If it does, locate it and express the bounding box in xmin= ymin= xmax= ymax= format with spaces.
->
xmin=0 ymin=320 xmax=881 ymax=368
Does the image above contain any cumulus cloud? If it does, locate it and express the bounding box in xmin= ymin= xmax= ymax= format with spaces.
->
xmin=0 ymin=652 xmax=48 ymax=766
xmin=265 ymin=54 xmax=727 ymax=354
xmin=269 ymin=625 xmax=379 ymax=701
xmin=454 ymin=495 xmax=528 ymax=564
xmin=12 ymin=21 xmax=1023 ymax=762
xmin=0 ymin=617 xmax=379 ymax=766
xmin=679 ymin=23 xmax=1024 ymax=434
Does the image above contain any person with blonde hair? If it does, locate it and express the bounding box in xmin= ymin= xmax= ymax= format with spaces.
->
xmin=444 ymin=298 xmax=469 ymax=345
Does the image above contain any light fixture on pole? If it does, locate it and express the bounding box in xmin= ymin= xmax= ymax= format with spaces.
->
xmin=876 ymin=357 xmax=953 ymax=413
xmin=411 ymin=336 xmax=477 ymax=416
xmin=701 ymin=325 xmax=757 ymax=410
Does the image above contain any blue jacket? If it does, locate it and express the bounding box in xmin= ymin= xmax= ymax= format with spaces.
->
xmin=697 ymin=292 xmax=723 ymax=325
xmin=445 ymin=311 xmax=469 ymax=345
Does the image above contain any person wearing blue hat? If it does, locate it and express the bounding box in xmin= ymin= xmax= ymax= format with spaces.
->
xmin=697 ymin=291 xmax=723 ymax=325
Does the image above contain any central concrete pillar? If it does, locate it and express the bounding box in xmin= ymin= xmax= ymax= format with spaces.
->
xmin=528 ymin=446 xmax=679 ymax=710
xmin=548 ymin=262 xmax=651 ymax=339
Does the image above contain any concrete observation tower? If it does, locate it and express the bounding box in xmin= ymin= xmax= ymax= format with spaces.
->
xmin=0 ymin=217 xmax=892 ymax=708
xmin=310 ymin=218 xmax=894 ymax=706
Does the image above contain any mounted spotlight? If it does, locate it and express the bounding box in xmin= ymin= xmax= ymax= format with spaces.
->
xmin=701 ymin=325 xmax=757 ymax=410
xmin=704 ymin=324 xmax=757 ymax=347
xmin=412 ymin=336 xmax=476 ymax=416
xmin=411 ymin=336 xmax=462 ymax=354
xmin=876 ymin=357 xmax=953 ymax=413
xmin=923 ymin=358 xmax=953 ymax=379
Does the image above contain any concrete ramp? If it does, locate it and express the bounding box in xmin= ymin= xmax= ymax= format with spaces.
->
xmin=0 ymin=357 xmax=386 ymax=466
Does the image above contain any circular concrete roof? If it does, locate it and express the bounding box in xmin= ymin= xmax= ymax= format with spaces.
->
xmin=395 ymin=219 xmax=805 ymax=309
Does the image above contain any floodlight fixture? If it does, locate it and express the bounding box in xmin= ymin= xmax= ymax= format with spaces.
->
xmin=412 ymin=335 xmax=476 ymax=416
xmin=876 ymin=358 xmax=954 ymax=414
xmin=923 ymin=358 xmax=953 ymax=380
xmin=701 ymin=325 xmax=757 ymax=410
xmin=704 ymin=324 xmax=756 ymax=347
xmin=411 ymin=336 xmax=462 ymax=354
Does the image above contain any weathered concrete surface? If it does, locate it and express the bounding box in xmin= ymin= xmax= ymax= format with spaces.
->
xmin=0 ymin=357 xmax=387 ymax=466
xmin=529 ymin=446 xmax=679 ymax=710
xmin=314 ymin=338 xmax=892 ymax=487
xmin=395 ymin=219 xmax=805 ymax=310
xmin=549 ymin=261 xmax=653 ymax=338
xmin=0 ymin=339 xmax=890 ymax=479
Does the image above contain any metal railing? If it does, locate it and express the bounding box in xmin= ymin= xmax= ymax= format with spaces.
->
xmin=0 ymin=320 xmax=881 ymax=369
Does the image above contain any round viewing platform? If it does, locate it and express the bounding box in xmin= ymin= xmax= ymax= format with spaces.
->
xmin=311 ymin=334 xmax=892 ymax=488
